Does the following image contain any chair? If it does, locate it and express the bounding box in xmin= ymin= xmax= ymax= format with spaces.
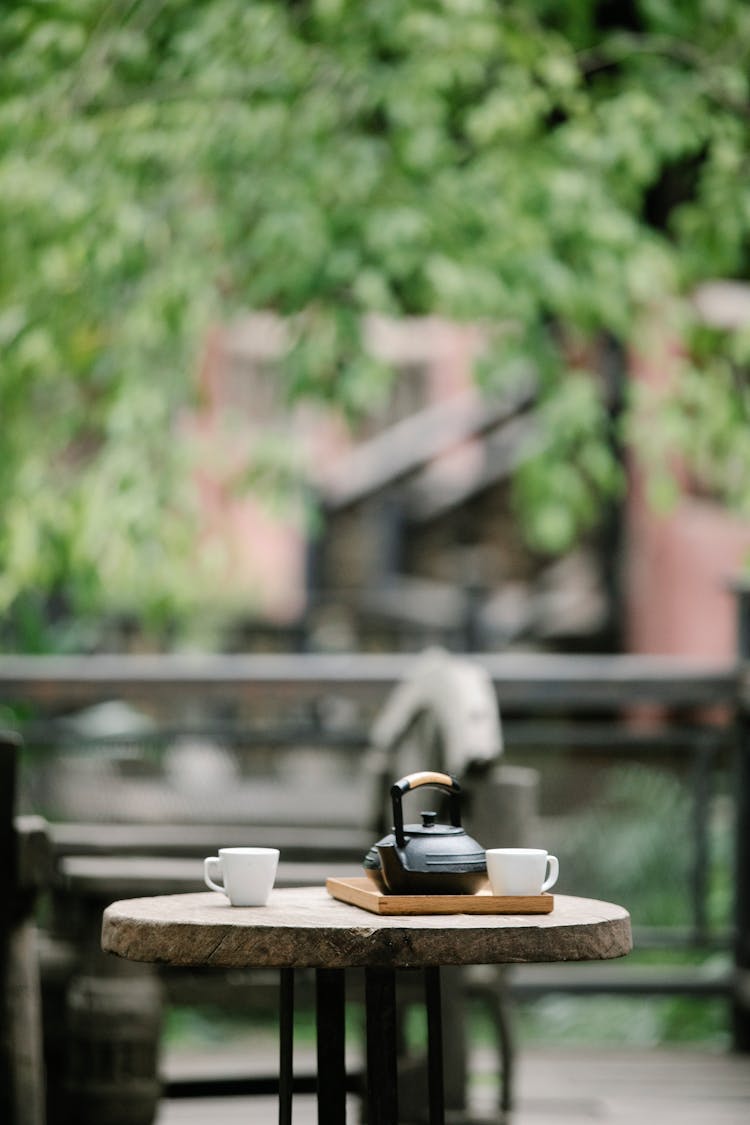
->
xmin=365 ymin=649 xmax=539 ymax=1121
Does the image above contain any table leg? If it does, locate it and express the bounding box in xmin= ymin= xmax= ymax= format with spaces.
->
xmin=365 ymin=968 xmax=398 ymax=1125
xmin=425 ymin=967 xmax=445 ymax=1125
xmin=279 ymin=968 xmax=294 ymax=1125
xmin=315 ymin=968 xmax=346 ymax=1125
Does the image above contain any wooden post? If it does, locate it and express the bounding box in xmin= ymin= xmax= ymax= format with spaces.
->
xmin=0 ymin=731 xmax=19 ymax=1123
xmin=733 ymin=582 xmax=750 ymax=1051
xmin=1 ymin=732 xmax=47 ymax=1125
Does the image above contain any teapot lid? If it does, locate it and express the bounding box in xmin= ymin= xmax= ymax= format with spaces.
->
xmin=389 ymin=771 xmax=463 ymax=848
xmin=400 ymin=810 xmax=463 ymax=835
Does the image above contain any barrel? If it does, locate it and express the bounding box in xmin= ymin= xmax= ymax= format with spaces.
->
xmin=65 ymin=967 xmax=162 ymax=1125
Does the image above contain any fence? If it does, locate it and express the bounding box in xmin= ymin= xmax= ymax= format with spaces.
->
xmin=1 ymin=586 xmax=749 ymax=1053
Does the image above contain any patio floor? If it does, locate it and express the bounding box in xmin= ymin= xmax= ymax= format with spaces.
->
xmin=156 ymin=1042 xmax=750 ymax=1124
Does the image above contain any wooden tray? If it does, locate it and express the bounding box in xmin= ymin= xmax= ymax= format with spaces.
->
xmin=326 ymin=876 xmax=554 ymax=916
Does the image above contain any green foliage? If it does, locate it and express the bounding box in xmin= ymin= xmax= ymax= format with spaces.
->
xmin=517 ymin=989 xmax=731 ymax=1048
xmin=2 ymin=0 xmax=750 ymax=636
xmin=513 ymin=371 xmax=625 ymax=553
xmin=632 ymin=319 xmax=750 ymax=517
xmin=554 ymin=762 xmax=733 ymax=933
xmin=523 ymin=760 xmax=735 ymax=1047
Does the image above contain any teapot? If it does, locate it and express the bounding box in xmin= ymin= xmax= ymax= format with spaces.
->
xmin=363 ymin=770 xmax=486 ymax=895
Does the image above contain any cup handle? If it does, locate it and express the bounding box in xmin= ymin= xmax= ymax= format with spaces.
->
xmin=542 ymin=854 xmax=559 ymax=893
xmin=204 ymin=856 xmax=225 ymax=894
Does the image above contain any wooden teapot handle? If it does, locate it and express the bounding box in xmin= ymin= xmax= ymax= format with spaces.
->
xmin=390 ymin=772 xmax=463 ymax=847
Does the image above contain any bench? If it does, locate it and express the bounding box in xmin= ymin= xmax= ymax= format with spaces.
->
xmin=22 ymin=652 xmax=535 ymax=1125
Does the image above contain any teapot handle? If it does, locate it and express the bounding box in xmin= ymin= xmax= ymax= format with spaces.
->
xmin=390 ymin=771 xmax=463 ymax=848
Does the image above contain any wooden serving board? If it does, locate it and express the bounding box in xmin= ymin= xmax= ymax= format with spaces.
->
xmin=326 ymin=876 xmax=554 ymax=916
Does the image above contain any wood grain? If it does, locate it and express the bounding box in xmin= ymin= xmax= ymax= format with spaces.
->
xmin=101 ymin=887 xmax=632 ymax=971
xmin=326 ymin=877 xmax=554 ymax=915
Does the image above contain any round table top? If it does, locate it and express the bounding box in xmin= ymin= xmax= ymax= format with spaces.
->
xmin=101 ymin=887 xmax=631 ymax=970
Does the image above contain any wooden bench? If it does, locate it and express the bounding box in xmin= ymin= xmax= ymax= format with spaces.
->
xmin=37 ymin=738 xmax=373 ymax=1125
xmin=27 ymin=652 xmax=535 ymax=1125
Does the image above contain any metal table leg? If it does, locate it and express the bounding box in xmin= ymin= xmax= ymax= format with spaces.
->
xmin=425 ymin=967 xmax=445 ymax=1125
xmin=316 ymin=968 xmax=346 ymax=1125
xmin=279 ymin=969 xmax=294 ymax=1125
xmin=365 ymin=967 xmax=399 ymax=1125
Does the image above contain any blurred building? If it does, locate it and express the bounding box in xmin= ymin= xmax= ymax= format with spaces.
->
xmin=625 ymin=281 xmax=750 ymax=660
xmin=187 ymin=313 xmax=611 ymax=653
xmin=186 ymin=289 xmax=750 ymax=659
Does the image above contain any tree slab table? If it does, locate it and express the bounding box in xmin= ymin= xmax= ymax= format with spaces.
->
xmin=101 ymin=887 xmax=632 ymax=1125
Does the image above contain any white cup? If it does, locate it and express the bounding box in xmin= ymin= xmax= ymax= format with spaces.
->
xmin=485 ymin=848 xmax=559 ymax=897
xmin=203 ymin=847 xmax=279 ymax=906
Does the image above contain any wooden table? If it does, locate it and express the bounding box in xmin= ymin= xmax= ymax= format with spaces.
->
xmin=102 ymin=887 xmax=632 ymax=1125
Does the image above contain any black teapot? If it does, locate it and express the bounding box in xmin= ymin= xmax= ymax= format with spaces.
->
xmin=363 ymin=771 xmax=486 ymax=895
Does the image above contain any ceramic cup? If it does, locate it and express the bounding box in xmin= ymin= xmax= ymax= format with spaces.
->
xmin=203 ymin=847 xmax=279 ymax=906
xmin=485 ymin=847 xmax=559 ymax=897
